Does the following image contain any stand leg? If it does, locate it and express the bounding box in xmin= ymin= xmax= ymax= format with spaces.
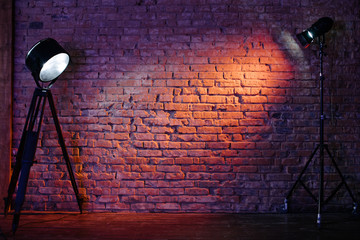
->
xmin=12 ymin=162 xmax=32 ymax=233
xmin=324 ymin=146 xmax=357 ymax=204
xmin=4 ymin=138 xmax=25 ymax=215
xmin=4 ymin=90 xmax=42 ymax=215
xmin=8 ymin=88 xmax=46 ymax=233
xmin=47 ymin=91 xmax=82 ymax=213
xmin=12 ymin=131 xmax=41 ymax=233
xmin=283 ymin=145 xmax=320 ymax=212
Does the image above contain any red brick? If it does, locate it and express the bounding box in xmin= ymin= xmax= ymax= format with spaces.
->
xmin=193 ymin=111 xmax=218 ymax=118
xmin=185 ymin=188 xmax=209 ymax=195
xmin=156 ymin=203 xmax=181 ymax=210
xmin=241 ymin=96 xmax=267 ymax=103
xmin=201 ymin=95 xmax=227 ymax=103
xmin=130 ymin=203 xmax=155 ymax=211
xmin=197 ymin=127 xmax=222 ymax=134
xmin=163 ymin=150 xmax=187 ymax=157
xmin=157 ymin=165 xmax=181 ymax=173
xmin=160 ymin=188 xmax=184 ymax=195
xmin=174 ymin=95 xmax=200 ymax=103
xmin=165 ymin=172 xmax=185 ymax=180
xmin=98 ymin=195 xmax=118 ymax=203
xmin=164 ymin=103 xmax=189 ymax=111
xmin=233 ymin=166 xmax=258 ymax=173
xmin=177 ymin=127 xmax=196 ymax=134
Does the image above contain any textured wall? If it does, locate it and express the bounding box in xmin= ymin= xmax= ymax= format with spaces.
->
xmin=12 ymin=0 xmax=360 ymax=213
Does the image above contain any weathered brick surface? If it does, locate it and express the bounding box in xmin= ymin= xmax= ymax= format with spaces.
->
xmin=11 ymin=0 xmax=360 ymax=213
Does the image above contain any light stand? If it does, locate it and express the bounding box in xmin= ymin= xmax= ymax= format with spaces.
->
xmin=283 ymin=19 xmax=358 ymax=228
xmin=3 ymin=38 xmax=82 ymax=233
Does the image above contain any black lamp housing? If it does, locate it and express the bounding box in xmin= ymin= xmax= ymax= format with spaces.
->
xmin=296 ymin=17 xmax=334 ymax=48
xmin=25 ymin=38 xmax=70 ymax=88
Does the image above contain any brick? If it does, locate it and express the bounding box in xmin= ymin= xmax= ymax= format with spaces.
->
xmin=201 ymin=95 xmax=227 ymax=103
xmin=164 ymin=103 xmax=189 ymax=111
xmin=163 ymin=150 xmax=187 ymax=157
xmin=38 ymin=187 xmax=61 ymax=195
xmin=133 ymin=133 xmax=154 ymax=141
xmin=138 ymin=150 xmax=162 ymax=157
xmin=131 ymin=203 xmax=155 ymax=211
xmin=98 ymin=195 xmax=118 ymax=203
xmin=156 ymin=203 xmax=181 ymax=210
xmin=174 ymin=95 xmax=200 ymax=103
xmin=197 ymin=127 xmax=222 ymax=134
xmin=188 ymin=150 xmax=212 ymax=157
xmin=181 ymin=203 xmax=209 ymax=212
xmin=218 ymin=112 xmax=244 ymax=119
xmin=193 ymin=111 xmax=218 ymax=119
xmin=241 ymin=96 xmax=267 ymax=103
xmin=180 ymin=142 xmax=205 ymax=149
xmin=165 ymin=172 xmax=185 ymax=180
xmin=174 ymin=157 xmax=194 ymax=164
xmin=157 ymin=165 xmax=181 ymax=173
xmin=233 ymin=166 xmax=258 ymax=173
xmin=160 ymin=188 xmax=184 ymax=195
xmin=185 ymin=188 xmax=209 ymax=195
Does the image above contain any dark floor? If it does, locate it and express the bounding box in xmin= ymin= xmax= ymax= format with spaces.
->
xmin=1 ymin=212 xmax=359 ymax=240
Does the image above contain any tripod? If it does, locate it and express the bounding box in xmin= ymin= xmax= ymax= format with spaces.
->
xmin=4 ymin=87 xmax=82 ymax=233
xmin=283 ymin=35 xmax=358 ymax=228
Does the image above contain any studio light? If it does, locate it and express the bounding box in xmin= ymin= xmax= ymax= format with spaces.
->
xmin=25 ymin=38 xmax=70 ymax=88
xmin=4 ymin=38 xmax=82 ymax=234
xmin=284 ymin=17 xmax=359 ymax=228
xmin=296 ymin=17 xmax=334 ymax=48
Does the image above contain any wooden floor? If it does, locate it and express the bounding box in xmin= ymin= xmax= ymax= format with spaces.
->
xmin=1 ymin=212 xmax=360 ymax=240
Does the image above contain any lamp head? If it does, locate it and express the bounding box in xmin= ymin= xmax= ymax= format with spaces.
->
xmin=296 ymin=17 xmax=334 ymax=48
xmin=25 ymin=38 xmax=70 ymax=88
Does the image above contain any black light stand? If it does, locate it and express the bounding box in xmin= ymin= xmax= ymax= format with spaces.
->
xmin=283 ymin=35 xmax=358 ymax=228
xmin=3 ymin=38 xmax=82 ymax=234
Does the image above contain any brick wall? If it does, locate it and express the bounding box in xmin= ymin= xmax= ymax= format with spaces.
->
xmin=12 ymin=0 xmax=360 ymax=213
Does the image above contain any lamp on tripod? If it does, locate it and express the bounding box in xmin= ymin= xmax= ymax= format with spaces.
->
xmin=283 ymin=17 xmax=358 ymax=228
xmin=4 ymin=38 xmax=82 ymax=233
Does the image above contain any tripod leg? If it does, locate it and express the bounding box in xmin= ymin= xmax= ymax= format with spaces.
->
xmin=4 ymin=138 xmax=25 ymax=215
xmin=12 ymin=130 xmax=40 ymax=233
xmin=324 ymin=146 xmax=358 ymax=204
xmin=283 ymin=145 xmax=320 ymax=212
xmin=12 ymin=161 xmax=32 ymax=234
xmin=7 ymin=88 xmax=46 ymax=234
xmin=4 ymin=89 xmax=42 ymax=215
xmin=47 ymin=91 xmax=82 ymax=213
